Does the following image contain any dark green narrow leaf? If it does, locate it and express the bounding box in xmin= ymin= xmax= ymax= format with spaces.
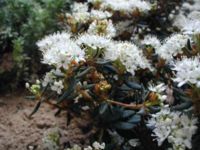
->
xmin=25 ymin=96 xmax=35 ymax=100
xmin=122 ymin=110 xmax=135 ymax=118
xmin=173 ymin=87 xmax=186 ymax=96
xmin=172 ymin=101 xmax=193 ymax=111
xmin=96 ymin=59 xmax=111 ymax=65
xmin=57 ymin=79 xmax=77 ymax=104
xmin=29 ymin=101 xmax=41 ymax=117
xmin=103 ymin=65 xmax=118 ymax=73
xmin=128 ymin=114 xmax=141 ymax=123
xmin=76 ymin=67 xmax=93 ymax=78
xmin=114 ymin=122 xmax=136 ymax=130
xmin=125 ymin=80 xmax=142 ymax=90
xmin=54 ymin=108 xmax=62 ymax=116
xmin=99 ymin=103 xmax=109 ymax=115
xmin=187 ymin=39 xmax=192 ymax=51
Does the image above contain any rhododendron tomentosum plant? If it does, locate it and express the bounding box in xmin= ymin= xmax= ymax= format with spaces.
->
xmin=26 ymin=0 xmax=200 ymax=149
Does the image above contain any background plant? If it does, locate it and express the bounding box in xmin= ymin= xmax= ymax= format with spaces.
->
xmin=0 ymin=0 xmax=71 ymax=92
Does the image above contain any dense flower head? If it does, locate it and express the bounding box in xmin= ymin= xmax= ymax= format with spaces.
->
xmin=37 ymin=32 xmax=85 ymax=69
xmin=182 ymin=19 xmax=200 ymax=35
xmin=100 ymin=0 xmax=151 ymax=13
xmin=90 ymin=10 xmax=112 ymax=20
xmin=76 ymin=33 xmax=112 ymax=50
xmin=87 ymin=19 xmax=116 ymax=38
xmin=147 ymin=109 xmax=198 ymax=150
xmin=141 ymin=35 xmax=161 ymax=50
xmin=108 ymin=42 xmax=153 ymax=75
xmin=172 ymin=56 xmax=200 ymax=87
xmin=37 ymin=32 xmax=71 ymax=52
xmin=69 ymin=2 xmax=90 ymax=23
xmin=156 ymin=34 xmax=189 ymax=61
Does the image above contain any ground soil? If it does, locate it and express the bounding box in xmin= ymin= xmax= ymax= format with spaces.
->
xmin=0 ymin=92 xmax=95 ymax=150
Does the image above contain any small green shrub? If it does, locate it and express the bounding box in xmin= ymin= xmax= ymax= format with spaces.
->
xmin=0 ymin=0 xmax=71 ymax=92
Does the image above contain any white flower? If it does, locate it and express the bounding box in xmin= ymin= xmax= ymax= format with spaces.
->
xmin=25 ymin=82 xmax=30 ymax=89
xmin=173 ymin=13 xmax=188 ymax=29
xmin=114 ymin=42 xmax=153 ymax=75
xmin=84 ymin=146 xmax=93 ymax=150
xmin=100 ymin=0 xmax=151 ymax=14
xmin=77 ymin=33 xmax=112 ymax=50
xmin=148 ymin=83 xmax=166 ymax=94
xmin=71 ymin=2 xmax=90 ymax=23
xmin=51 ymin=80 xmax=64 ymax=94
xmin=156 ymin=34 xmax=189 ymax=61
xmin=172 ymin=56 xmax=200 ymax=87
xmin=141 ymin=35 xmax=161 ymax=50
xmin=72 ymin=2 xmax=88 ymax=13
xmin=42 ymin=71 xmax=55 ymax=87
xmin=148 ymin=83 xmax=167 ymax=104
xmin=188 ymin=11 xmax=200 ymax=20
xmin=42 ymin=128 xmax=60 ymax=150
xmin=88 ymin=0 xmax=103 ymax=4
xmin=38 ymin=32 xmax=85 ymax=69
xmin=37 ymin=32 xmax=71 ymax=52
xmin=92 ymin=141 xmax=105 ymax=149
xmin=115 ymin=20 xmax=134 ymax=35
xmin=66 ymin=144 xmax=82 ymax=150
xmin=90 ymin=10 xmax=112 ymax=20
xmin=73 ymin=12 xmax=90 ymax=23
xmin=83 ymin=142 xmax=105 ymax=150
xmin=182 ymin=19 xmax=200 ymax=35
xmin=87 ymin=20 xmax=116 ymax=38
xmin=147 ymin=109 xmax=198 ymax=150
xmin=128 ymin=139 xmax=141 ymax=147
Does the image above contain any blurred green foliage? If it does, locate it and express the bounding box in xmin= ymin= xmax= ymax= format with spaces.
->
xmin=0 ymin=0 xmax=71 ymax=92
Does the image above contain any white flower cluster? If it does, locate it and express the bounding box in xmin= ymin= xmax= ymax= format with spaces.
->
xmin=76 ymin=33 xmax=112 ymax=51
xmin=99 ymin=0 xmax=151 ymax=14
xmin=38 ymin=31 xmax=153 ymax=80
xmin=156 ymin=34 xmax=189 ymax=61
xmin=148 ymin=83 xmax=167 ymax=103
xmin=37 ymin=32 xmax=85 ymax=70
xmin=172 ymin=56 xmax=200 ymax=87
xmin=77 ymin=34 xmax=152 ymax=75
xmin=141 ymin=35 xmax=161 ymax=50
xmin=66 ymin=2 xmax=112 ymax=24
xmin=88 ymin=19 xmax=116 ymax=38
xmin=70 ymin=2 xmax=90 ymax=23
xmin=66 ymin=0 xmax=153 ymax=27
xmin=147 ymin=109 xmax=198 ymax=150
xmin=65 ymin=142 xmax=105 ymax=150
xmin=42 ymin=69 xmax=64 ymax=94
xmin=173 ymin=0 xmax=200 ymax=35
xmin=42 ymin=128 xmax=60 ymax=150
xmin=90 ymin=9 xmax=112 ymax=20
xmin=112 ymin=42 xmax=153 ymax=75
xmin=104 ymin=41 xmax=153 ymax=75
xmin=182 ymin=19 xmax=200 ymax=35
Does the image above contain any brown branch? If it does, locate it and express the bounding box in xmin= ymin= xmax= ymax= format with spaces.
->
xmin=107 ymin=99 xmax=144 ymax=110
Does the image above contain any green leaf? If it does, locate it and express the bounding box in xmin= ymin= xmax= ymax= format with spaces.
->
xmin=29 ymin=101 xmax=41 ymax=117
xmin=99 ymin=103 xmax=109 ymax=115
xmin=57 ymin=78 xmax=77 ymax=103
xmin=172 ymin=101 xmax=193 ymax=111
xmin=25 ymin=95 xmax=35 ymax=100
xmin=122 ymin=110 xmax=135 ymax=118
xmin=114 ymin=122 xmax=135 ymax=130
xmin=125 ymin=81 xmax=142 ymax=90
xmin=103 ymin=65 xmax=118 ymax=74
xmin=96 ymin=59 xmax=111 ymax=65
xmin=128 ymin=114 xmax=141 ymax=123
xmin=75 ymin=67 xmax=93 ymax=78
